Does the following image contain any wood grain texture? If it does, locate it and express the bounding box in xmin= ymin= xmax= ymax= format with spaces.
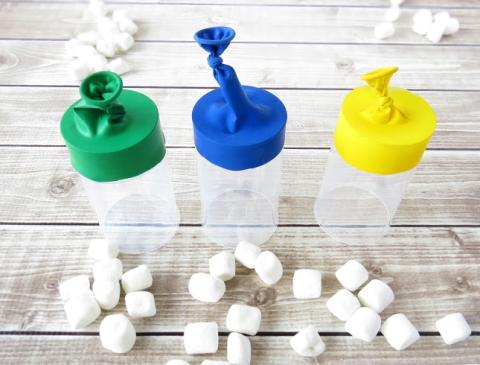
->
xmin=1 ymin=87 xmax=480 ymax=149
xmin=0 ymin=225 xmax=478 ymax=332
xmin=1 ymin=40 xmax=480 ymax=89
xmin=1 ymin=147 xmax=479 ymax=225
xmin=0 ymin=335 xmax=479 ymax=365
xmin=0 ymin=3 xmax=478 ymax=45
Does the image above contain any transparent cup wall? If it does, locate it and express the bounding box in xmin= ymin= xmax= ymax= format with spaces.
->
xmin=81 ymin=160 xmax=180 ymax=254
xmin=198 ymin=154 xmax=281 ymax=248
xmin=314 ymin=146 xmax=414 ymax=244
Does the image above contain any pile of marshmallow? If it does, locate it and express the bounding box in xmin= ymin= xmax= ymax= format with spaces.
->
xmin=321 ymin=260 xmax=472 ymax=350
xmin=66 ymin=0 xmax=138 ymax=81
xmin=374 ymin=0 xmax=460 ymax=42
xmin=166 ymin=241 xmax=283 ymax=365
xmin=58 ymin=239 xmax=156 ymax=353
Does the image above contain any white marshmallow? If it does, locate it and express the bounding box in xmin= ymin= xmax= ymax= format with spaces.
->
xmin=326 ymin=289 xmax=360 ymax=321
xmin=100 ymin=314 xmax=136 ymax=353
xmin=59 ymin=274 xmax=90 ymax=301
xmin=96 ymin=38 xmax=117 ymax=58
xmin=444 ymin=17 xmax=460 ymax=35
xmin=426 ymin=21 xmax=446 ymax=43
xmin=117 ymin=17 xmax=139 ymax=35
xmin=64 ymin=290 xmax=101 ymax=329
xmin=85 ymin=53 xmax=108 ymax=72
xmin=92 ymin=279 xmax=120 ymax=310
xmin=390 ymin=0 xmax=404 ymax=5
xmin=88 ymin=0 xmax=108 ymax=17
xmin=234 ymin=241 xmax=261 ymax=269
xmin=385 ymin=6 xmax=401 ymax=22
xmin=226 ymin=304 xmax=262 ymax=336
xmin=121 ymin=264 xmax=153 ymax=293
xmin=345 ymin=307 xmax=381 ymax=342
xmin=290 ymin=325 xmax=325 ymax=357
xmin=292 ymin=269 xmax=322 ymax=299
xmin=108 ymin=57 xmax=131 ymax=75
xmin=381 ymin=313 xmax=420 ymax=350
xmin=68 ymin=60 xmax=91 ymax=81
xmin=335 ymin=260 xmax=368 ymax=292
xmin=436 ymin=313 xmax=471 ymax=345
xmin=434 ymin=11 xmax=451 ymax=24
xmin=188 ymin=273 xmax=225 ymax=303
xmin=112 ymin=9 xmax=129 ymax=23
xmin=184 ymin=322 xmax=218 ymax=355
xmin=166 ymin=361 xmax=191 ymax=365
xmin=412 ymin=21 xmax=432 ymax=36
xmin=65 ymin=39 xmax=97 ymax=59
xmin=125 ymin=291 xmax=156 ymax=318
xmin=374 ymin=22 xmax=395 ymax=40
xmin=113 ymin=32 xmax=135 ymax=52
xmin=254 ymin=251 xmax=283 ymax=285
xmin=227 ymin=332 xmax=251 ymax=365
xmin=93 ymin=258 xmax=123 ymax=281
xmin=413 ymin=9 xmax=433 ymax=25
xmin=358 ymin=279 xmax=394 ymax=313
xmin=96 ymin=16 xmax=120 ymax=38
xmin=201 ymin=361 xmax=229 ymax=365
xmin=77 ymin=31 xmax=100 ymax=46
xmin=209 ymin=251 xmax=236 ymax=281
xmin=88 ymin=238 xmax=118 ymax=260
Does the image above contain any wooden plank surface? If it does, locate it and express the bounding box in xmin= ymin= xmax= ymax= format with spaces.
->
xmin=0 ymin=148 xmax=479 ymax=225
xmin=0 ymin=225 xmax=478 ymax=332
xmin=1 ymin=41 xmax=480 ymax=90
xmin=1 ymin=3 xmax=479 ymax=45
xmin=1 ymin=87 xmax=480 ymax=149
xmin=0 ymin=335 xmax=479 ymax=365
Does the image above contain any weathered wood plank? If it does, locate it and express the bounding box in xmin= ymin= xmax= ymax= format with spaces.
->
xmin=0 ymin=148 xmax=478 ymax=225
xmin=1 ymin=41 xmax=479 ymax=90
xmin=1 ymin=87 xmax=479 ymax=149
xmin=0 ymin=3 xmax=478 ymax=45
xmin=0 ymin=225 xmax=478 ymax=332
xmin=0 ymin=335 xmax=479 ymax=365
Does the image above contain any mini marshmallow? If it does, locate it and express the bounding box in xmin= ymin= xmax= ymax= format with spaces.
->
xmin=100 ymin=314 xmax=136 ymax=353
xmin=93 ymin=258 xmax=123 ymax=281
xmin=66 ymin=39 xmax=97 ymax=58
xmin=201 ymin=361 xmax=230 ymax=365
xmin=86 ymin=53 xmax=108 ymax=72
xmin=77 ymin=31 xmax=100 ymax=46
xmin=166 ymin=361 xmax=191 ymax=365
xmin=290 ymin=325 xmax=325 ymax=357
xmin=255 ymin=251 xmax=283 ymax=285
xmin=385 ymin=6 xmax=401 ymax=22
xmin=436 ymin=313 xmax=471 ymax=345
xmin=326 ymin=289 xmax=360 ymax=321
xmin=335 ymin=260 xmax=368 ymax=292
xmin=188 ymin=273 xmax=226 ymax=303
xmin=113 ymin=32 xmax=135 ymax=52
xmin=108 ymin=57 xmax=131 ymax=75
xmin=125 ymin=291 xmax=156 ymax=318
xmin=184 ymin=322 xmax=219 ymax=355
xmin=117 ymin=17 xmax=139 ymax=35
xmin=444 ymin=17 xmax=460 ymax=35
xmin=88 ymin=238 xmax=118 ymax=260
xmin=121 ymin=264 xmax=153 ymax=293
xmin=381 ymin=313 xmax=420 ymax=350
xmin=92 ymin=278 xmax=120 ymax=310
xmin=64 ymin=290 xmax=101 ymax=329
xmin=96 ymin=38 xmax=117 ymax=58
xmin=345 ymin=307 xmax=381 ymax=342
xmin=227 ymin=332 xmax=251 ymax=365
xmin=88 ymin=0 xmax=108 ymax=17
xmin=293 ymin=269 xmax=322 ymax=299
xmin=96 ymin=16 xmax=120 ymax=38
xmin=413 ymin=9 xmax=433 ymax=25
xmin=68 ymin=60 xmax=91 ymax=81
xmin=390 ymin=0 xmax=404 ymax=5
xmin=59 ymin=274 xmax=90 ymax=301
xmin=434 ymin=11 xmax=450 ymax=24
xmin=209 ymin=251 xmax=236 ymax=281
xmin=358 ymin=279 xmax=394 ymax=313
xmin=234 ymin=241 xmax=261 ymax=269
xmin=426 ymin=21 xmax=446 ymax=43
xmin=226 ymin=304 xmax=262 ymax=336
xmin=112 ymin=9 xmax=129 ymax=23
xmin=374 ymin=22 xmax=395 ymax=40
xmin=412 ymin=21 xmax=431 ymax=36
